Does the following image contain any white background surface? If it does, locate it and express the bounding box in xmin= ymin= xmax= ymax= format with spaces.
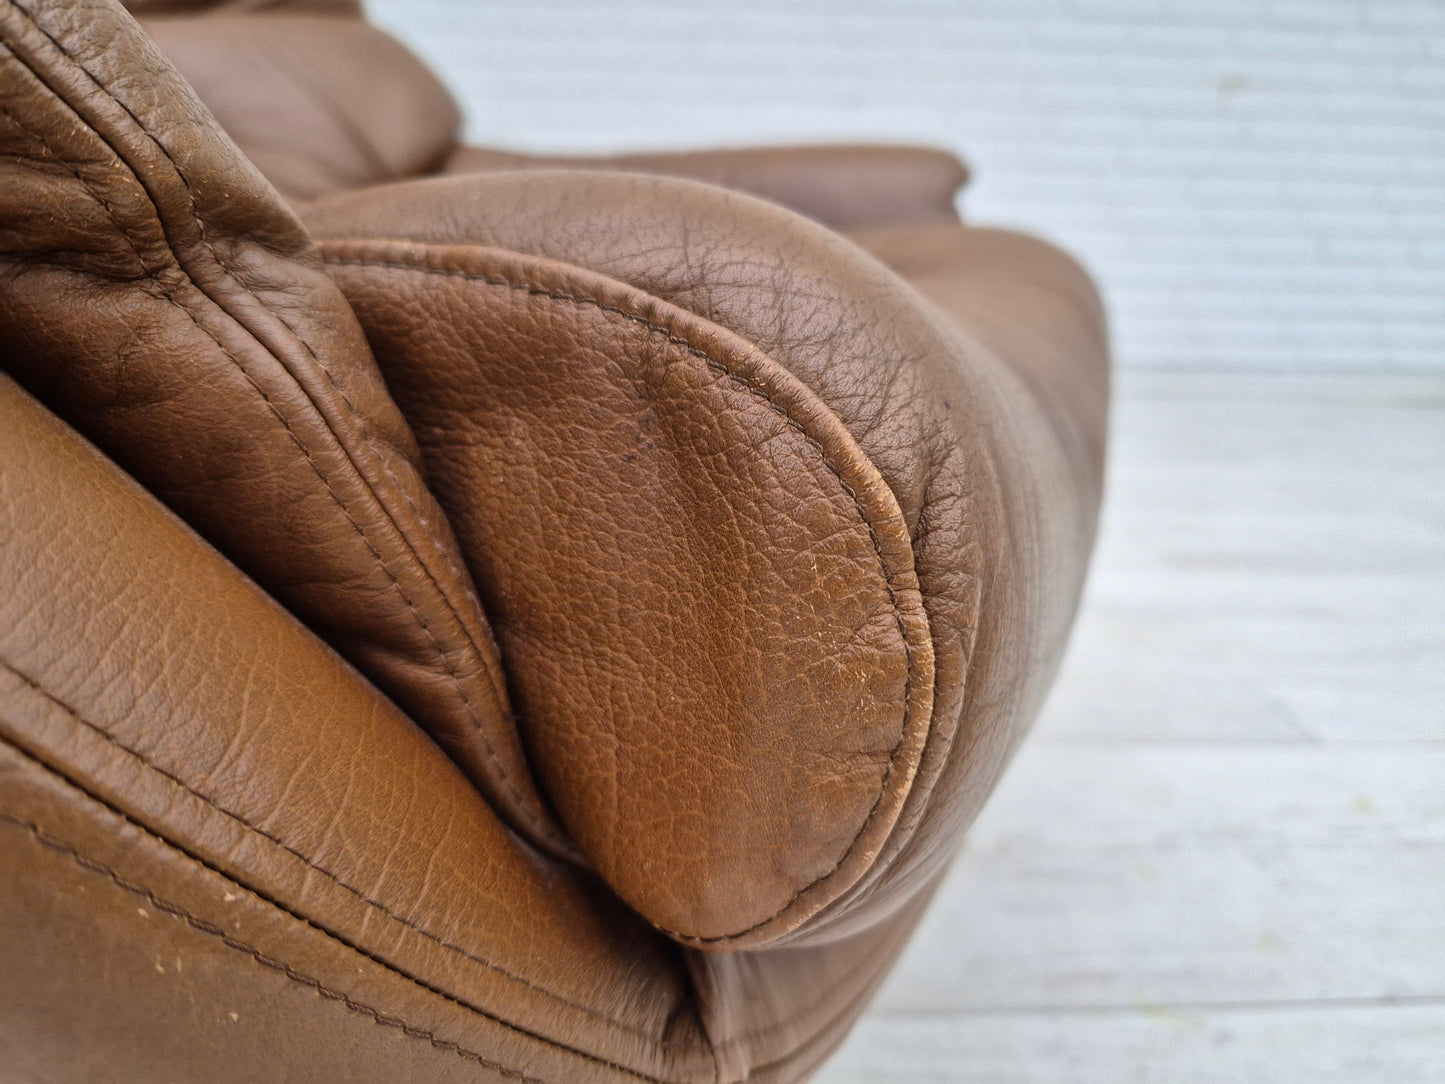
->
xmin=368 ymin=0 xmax=1445 ymax=374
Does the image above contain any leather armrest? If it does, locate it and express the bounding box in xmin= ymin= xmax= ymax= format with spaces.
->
xmin=0 ymin=0 xmax=570 ymax=858
xmin=303 ymin=169 xmax=1102 ymax=950
xmin=442 ymin=143 xmax=969 ymax=231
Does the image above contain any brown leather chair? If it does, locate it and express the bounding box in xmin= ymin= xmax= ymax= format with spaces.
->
xmin=0 ymin=1 xmax=1109 ymax=1079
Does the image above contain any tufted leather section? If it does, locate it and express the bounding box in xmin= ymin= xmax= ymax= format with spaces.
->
xmin=305 ymin=169 xmax=1104 ymax=947
xmin=0 ymin=0 xmax=568 ymax=856
xmin=314 ymin=239 xmax=937 ymax=947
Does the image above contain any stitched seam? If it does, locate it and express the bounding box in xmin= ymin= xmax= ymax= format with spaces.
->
xmin=0 ymin=657 xmax=658 ymax=1042
xmin=0 ymin=808 xmax=547 ymax=1082
xmin=0 ymin=734 xmax=680 ymax=1084
xmin=322 ymin=252 xmax=920 ymax=946
xmin=4 ymin=4 xmax=548 ymax=845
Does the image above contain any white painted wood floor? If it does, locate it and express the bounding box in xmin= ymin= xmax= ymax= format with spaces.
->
xmin=816 ymin=370 xmax=1445 ymax=1083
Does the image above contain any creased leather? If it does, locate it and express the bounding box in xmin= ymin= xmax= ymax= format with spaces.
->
xmin=0 ymin=374 xmax=703 ymax=1082
xmin=0 ymin=0 xmax=570 ymax=858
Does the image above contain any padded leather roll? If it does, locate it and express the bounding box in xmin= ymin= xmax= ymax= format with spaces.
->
xmin=306 ymin=168 xmax=1105 ymax=949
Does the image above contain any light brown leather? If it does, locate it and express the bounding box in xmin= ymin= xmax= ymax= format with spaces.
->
xmin=0 ymin=0 xmax=1110 ymax=1079
xmin=0 ymin=0 xmax=570 ymax=859
xmin=305 ymin=171 xmax=1102 ymax=947
xmin=442 ymin=144 xmax=970 ymax=231
xmin=140 ymin=11 xmax=461 ymax=201
xmin=310 ymin=229 xmax=938 ymax=948
xmin=0 ymin=374 xmax=695 ymax=1081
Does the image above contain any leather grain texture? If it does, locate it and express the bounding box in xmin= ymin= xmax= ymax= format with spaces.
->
xmin=442 ymin=144 xmax=969 ymax=231
xmin=0 ymin=374 xmax=705 ymax=1082
xmin=1 ymin=0 xmax=1110 ymax=1077
xmin=315 ymin=237 xmax=937 ymax=947
xmin=305 ymin=169 xmax=1105 ymax=948
xmin=0 ymin=0 xmax=569 ymax=858
xmin=141 ymin=11 xmax=461 ymax=201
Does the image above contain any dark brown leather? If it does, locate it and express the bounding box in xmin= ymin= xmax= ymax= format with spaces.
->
xmin=0 ymin=0 xmax=1109 ymax=1078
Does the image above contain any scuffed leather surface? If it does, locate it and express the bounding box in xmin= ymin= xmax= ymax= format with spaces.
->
xmin=443 ymin=144 xmax=969 ymax=231
xmin=316 ymin=239 xmax=937 ymax=947
xmin=305 ymin=169 xmax=1105 ymax=948
xmin=0 ymin=0 xmax=568 ymax=857
xmin=141 ymin=12 xmax=461 ymax=201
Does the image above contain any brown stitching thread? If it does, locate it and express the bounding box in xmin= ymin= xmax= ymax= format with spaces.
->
xmin=0 ymin=736 xmax=681 ymax=1084
xmin=0 ymin=810 xmax=546 ymax=1083
xmin=322 ymin=252 xmax=920 ymax=946
xmin=0 ymin=658 xmax=657 ymax=1042
xmin=4 ymin=4 xmax=552 ymax=849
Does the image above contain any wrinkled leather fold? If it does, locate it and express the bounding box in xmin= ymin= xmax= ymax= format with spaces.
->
xmin=0 ymin=374 xmax=703 ymax=1082
xmin=316 ymin=237 xmax=938 ymax=948
xmin=0 ymin=0 xmax=570 ymax=857
xmin=305 ymin=168 xmax=1104 ymax=949
xmin=2 ymin=0 xmax=1111 ymax=1078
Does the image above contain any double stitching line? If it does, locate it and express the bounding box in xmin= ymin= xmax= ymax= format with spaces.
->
xmin=0 ymin=805 xmax=546 ymax=1082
